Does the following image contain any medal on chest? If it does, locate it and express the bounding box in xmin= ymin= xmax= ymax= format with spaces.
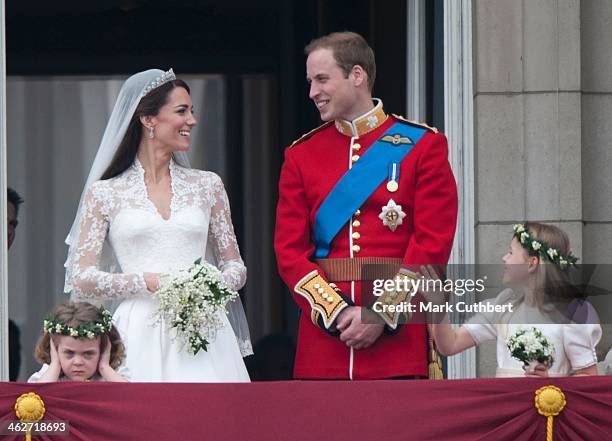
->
xmin=379 ymin=199 xmax=406 ymax=232
xmin=386 ymin=162 xmax=400 ymax=193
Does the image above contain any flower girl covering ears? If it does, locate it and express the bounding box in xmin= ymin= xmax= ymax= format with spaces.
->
xmin=29 ymin=302 xmax=128 ymax=382
xmin=422 ymin=222 xmax=601 ymax=378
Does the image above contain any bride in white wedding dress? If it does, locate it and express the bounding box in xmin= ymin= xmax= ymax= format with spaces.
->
xmin=64 ymin=69 xmax=251 ymax=382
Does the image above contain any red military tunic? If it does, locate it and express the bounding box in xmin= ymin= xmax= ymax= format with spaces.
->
xmin=274 ymin=100 xmax=458 ymax=379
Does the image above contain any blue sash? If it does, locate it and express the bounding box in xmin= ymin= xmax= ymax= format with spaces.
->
xmin=314 ymin=122 xmax=427 ymax=258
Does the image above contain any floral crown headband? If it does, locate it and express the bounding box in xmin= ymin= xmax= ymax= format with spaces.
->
xmin=512 ymin=224 xmax=578 ymax=271
xmin=43 ymin=308 xmax=113 ymax=340
xmin=140 ymin=68 xmax=176 ymax=98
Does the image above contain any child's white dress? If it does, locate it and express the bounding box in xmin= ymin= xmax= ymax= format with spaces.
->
xmin=464 ymin=289 xmax=601 ymax=377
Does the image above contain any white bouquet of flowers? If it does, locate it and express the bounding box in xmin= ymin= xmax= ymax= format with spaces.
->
xmin=506 ymin=327 xmax=555 ymax=372
xmin=153 ymin=257 xmax=239 ymax=355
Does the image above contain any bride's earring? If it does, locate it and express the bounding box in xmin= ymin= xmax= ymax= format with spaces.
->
xmin=148 ymin=126 xmax=155 ymax=139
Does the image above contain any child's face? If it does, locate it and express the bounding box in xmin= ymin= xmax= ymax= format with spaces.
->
xmin=502 ymin=238 xmax=532 ymax=285
xmin=56 ymin=335 xmax=101 ymax=381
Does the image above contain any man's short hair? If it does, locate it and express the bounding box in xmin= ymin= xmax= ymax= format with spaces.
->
xmin=305 ymin=31 xmax=376 ymax=92
xmin=7 ymin=187 xmax=24 ymax=217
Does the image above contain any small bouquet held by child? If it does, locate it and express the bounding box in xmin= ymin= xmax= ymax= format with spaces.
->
xmin=506 ymin=327 xmax=555 ymax=374
xmin=154 ymin=258 xmax=239 ymax=355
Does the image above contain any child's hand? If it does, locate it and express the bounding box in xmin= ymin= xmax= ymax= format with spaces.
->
xmin=97 ymin=339 xmax=128 ymax=382
xmin=33 ymin=338 xmax=62 ymax=382
xmin=98 ymin=339 xmax=112 ymax=370
xmin=419 ymin=265 xmax=447 ymax=304
xmin=49 ymin=338 xmax=60 ymax=367
xmin=524 ymin=362 xmax=549 ymax=378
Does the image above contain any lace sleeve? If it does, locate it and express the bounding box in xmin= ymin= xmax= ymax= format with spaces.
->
xmin=208 ymin=174 xmax=247 ymax=291
xmin=69 ymin=183 xmax=147 ymax=300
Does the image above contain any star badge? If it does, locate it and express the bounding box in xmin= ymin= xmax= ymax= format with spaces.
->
xmin=379 ymin=199 xmax=406 ymax=232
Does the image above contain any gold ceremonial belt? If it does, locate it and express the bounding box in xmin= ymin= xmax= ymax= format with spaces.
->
xmin=316 ymin=257 xmax=403 ymax=282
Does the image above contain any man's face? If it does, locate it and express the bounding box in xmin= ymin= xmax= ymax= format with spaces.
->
xmin=7 ymin=202 xmax=17 ymax=249
xmin=306 ymin=48 xmax=360 ymax=122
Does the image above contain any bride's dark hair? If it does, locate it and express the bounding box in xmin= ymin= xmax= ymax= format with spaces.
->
xmin=101 ymin=79 xmax=190 ymax=180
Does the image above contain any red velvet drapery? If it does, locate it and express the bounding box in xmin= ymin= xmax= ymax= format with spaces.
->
xmin=1 ymin=377 xmax=611 ymax=441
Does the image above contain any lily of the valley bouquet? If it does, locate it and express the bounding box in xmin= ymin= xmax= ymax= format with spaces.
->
xmin=153 ymin=258 xmax=238 ymax=355
xmin=506 ymin=327 xmax=555 ymax=373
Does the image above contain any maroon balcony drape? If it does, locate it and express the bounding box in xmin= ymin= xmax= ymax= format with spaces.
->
xmin=1 ymin=376 xmax=611 ymax=441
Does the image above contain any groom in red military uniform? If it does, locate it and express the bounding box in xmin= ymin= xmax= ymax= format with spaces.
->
xmin=274 ymin=31 xmax=458 ymax=379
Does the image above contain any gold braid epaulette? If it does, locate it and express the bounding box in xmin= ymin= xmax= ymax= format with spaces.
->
xmin=289 ymin=121 xmax=334 ymax=148
xmin=392 ymin=114 xmax=439 ymax=134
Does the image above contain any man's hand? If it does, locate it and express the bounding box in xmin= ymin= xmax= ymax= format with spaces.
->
xmin=336 ymin=306 xmax=384 ymax=350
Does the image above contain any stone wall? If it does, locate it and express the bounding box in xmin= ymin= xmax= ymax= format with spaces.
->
xmin=472 ymin=0 xmax=610 ymax=376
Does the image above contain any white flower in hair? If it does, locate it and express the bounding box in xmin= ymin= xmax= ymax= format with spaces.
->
xmin=514 ymin=224 xmax=525 ymax=233
xmin=520 ymin=232 xmax=529 ymax=243
xmin=531 ymin=241 xmax=542 ymax=251
xmin=69 ymin=328 xmax=79 ymax=337
xmin=547 ymin=248 xmax=558 ymax=259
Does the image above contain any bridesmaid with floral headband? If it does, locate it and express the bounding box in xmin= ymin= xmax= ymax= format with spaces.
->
xmin=30 ymin=302 xmax=128 ymax=382
xmin=422 ymin=222 xmax=600 ymax=377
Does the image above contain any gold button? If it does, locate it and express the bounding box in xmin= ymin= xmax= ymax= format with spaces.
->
xmin=351 ymin=155 xmax=360 ymax=163
xmin=352 ymin=245 xmax=361 ymax=253
xmin=354 ymin=209 xmax=361 ymax=216
xmin=352 ymin=143 xmax=361 ymax=151
xmin=352 ymin=232 xmax=361 ymax=240
xmin=352 ymin=220 xmax=361 ymax=228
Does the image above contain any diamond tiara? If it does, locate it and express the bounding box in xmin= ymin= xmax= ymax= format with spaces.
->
xmin=140 ymin=68 xmax=176 ymax=97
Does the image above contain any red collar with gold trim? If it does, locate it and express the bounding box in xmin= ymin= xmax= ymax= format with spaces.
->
xmin=334 ymin=99 xmax=388 ymax=137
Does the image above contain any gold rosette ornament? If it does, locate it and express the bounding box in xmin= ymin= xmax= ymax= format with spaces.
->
xmin=14 ymin=393 xmax=45 ymax=441
xmin=534 ymin=385 xmax=566 ymax=441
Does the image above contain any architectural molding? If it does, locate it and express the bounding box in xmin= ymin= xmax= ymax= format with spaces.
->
xmin=1 ymin=0 xmax=9 ymax=381
xmin=406 ymin=0 xmax=427 ymax=121
xmin=444 ymin=0 xmax=476 ymax=379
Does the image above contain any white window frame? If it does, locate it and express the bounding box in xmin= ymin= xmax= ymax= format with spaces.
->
xmin=406 ymin=0 xmax=476 ymax=378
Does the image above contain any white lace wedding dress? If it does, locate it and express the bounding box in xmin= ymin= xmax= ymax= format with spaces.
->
xmin=68 ymin=159 xmax=250 ymax=382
